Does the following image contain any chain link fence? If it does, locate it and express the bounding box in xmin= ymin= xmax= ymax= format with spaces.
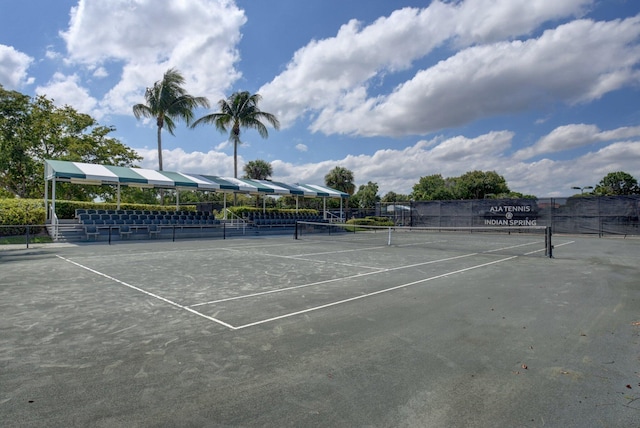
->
xmin=374 ymin=196 xmax=640 ymax=236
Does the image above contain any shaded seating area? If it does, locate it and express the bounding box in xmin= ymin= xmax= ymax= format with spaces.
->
xmin=76 ymin=209 xmax=223 ymax=241
xmin=44 ymin=160 xmax=350 ymax=242
xmin=75 ymin=209 xmax=220 ymax=226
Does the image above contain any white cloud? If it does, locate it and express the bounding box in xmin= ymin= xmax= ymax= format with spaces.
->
xmin=58 ymin=0 xmax=246 ymax=116
xmin=134 ymin=147 xmax=236 ymax=177
xmin=137 ymin=127 xmax=640 ymax=198
xmin=295 ymin=143 xmax=308 ymax=152
xmin=0 ymin=45 xmax=34 ymax=89
xmin=515 ymin=124 xmax=640 ymax=160
xmin=259 ymin=0 xmax=594 ymax=131
xmin=310 ymin=16 xmax=640 ymax=137
xmin=92 ymin=67 xmax=108 ymax=78
xmin=35 ymin=72 xmax=98 ymax=115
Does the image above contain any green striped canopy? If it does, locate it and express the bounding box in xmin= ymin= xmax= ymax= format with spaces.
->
xmin=44 ymin=160 xmax=349 ymax=198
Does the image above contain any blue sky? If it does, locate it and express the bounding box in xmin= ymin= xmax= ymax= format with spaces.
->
xmin=1 ymin=0 xmax=639 ymax=197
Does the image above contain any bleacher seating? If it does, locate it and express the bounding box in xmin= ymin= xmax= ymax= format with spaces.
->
xmin=74 ymin=208 xmax=327 ymax=241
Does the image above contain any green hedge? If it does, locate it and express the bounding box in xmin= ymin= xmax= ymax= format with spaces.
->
xmin=347 ymin=216 xmax=395 ymax=227
xmin=227 ymin=206 xmax=319 ymax=217
xmin=0 ymin=199 xmax=46 ymax=236
xmin=50 ymin=200 xmax=197 ymax=219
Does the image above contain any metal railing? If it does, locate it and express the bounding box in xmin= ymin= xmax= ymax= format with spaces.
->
xmin=223 ymin=209 xmax=246 ymax=234
xmin=49 ymin=205 xmax=59 ymax=241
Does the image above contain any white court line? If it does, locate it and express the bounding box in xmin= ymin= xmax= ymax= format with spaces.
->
xmin=232 ymin=255 xmax=518 ymax=330
xmin=56 ymin=255 xmax=237 ymax=330
xmin=190 ymin=252 xmax=478 ymax=307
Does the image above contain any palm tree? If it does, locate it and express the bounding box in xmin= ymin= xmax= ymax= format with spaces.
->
xmin=191 ymin=91 xmax=280 ymax=178
xmin=133 ymin=68 xmax=209 ymax=171
xmin=243 ymin=159 xmax=273 ymax=180
xmin=325 ymin=166 xmax=356 ymax=195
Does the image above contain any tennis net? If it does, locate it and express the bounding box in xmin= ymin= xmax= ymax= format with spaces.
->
xmin=294 ymin=221 xmax=552 ymax=258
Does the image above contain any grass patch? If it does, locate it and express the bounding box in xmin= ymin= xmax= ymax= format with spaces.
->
xmin=0 ymin=236 xmax=53 ymax=245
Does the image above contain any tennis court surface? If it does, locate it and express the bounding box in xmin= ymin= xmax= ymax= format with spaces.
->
xmin=1 ymin=232 xmax=639 ymax=427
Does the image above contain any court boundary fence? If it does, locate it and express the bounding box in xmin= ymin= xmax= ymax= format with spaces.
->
xmin=376 ymin=196 xmax=640 ymax=237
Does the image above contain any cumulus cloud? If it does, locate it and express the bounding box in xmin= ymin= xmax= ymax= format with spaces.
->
xmin=259 ymin=0 xmax=595 ymax=132
xmin=35 ymin=72 xmax=98 ymax=115
xmin=132 ymin=126 xmax=639 ymax=197
xmin=310 ymin=16 xmax=640 ymax=137
xmin=295 ymin=144 xmax=308 ymax=152
xmin=134 ymin=147 xmax=236 ymax=177
xmin=514 ymin=124 xmax=640 ymax=160
xmin=0 ymin=45 xmax=34 ymax=89
xmin=58 ymin=0 xmax=246 ymax=115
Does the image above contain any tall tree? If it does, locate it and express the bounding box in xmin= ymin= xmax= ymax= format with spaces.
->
xmin=133 ymin=68 xmax=209 ymax=171
xmin=191 ymin=91 xmax=279 ymax=178
xmin=0 ymin=85 xmax=140 ymax=199
xmin=411 ymin=174 xmax=455 ymax=200
xmin=324 ymin=166 xmax=356 ymax=195
xmin=243 ymin=159 xmax=273 ymax=180
xmin=594 ymin=171 xmax=639 ymax=195
xmin=353 ymin=181 xmax=380 ymax=209
xmin=454 ymin=170 xmax=509 ymax=199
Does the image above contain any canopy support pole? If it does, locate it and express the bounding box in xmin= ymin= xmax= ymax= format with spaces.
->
xmin=51 ymin=178 xmax=56 ymax=220
xmin=44 ymin=168 xmax=49 ymax=221
xmin=223 ymin=193 xmax=227 ymax=220
xmin=323 ymin=197 xmax=327 ymax=220
xmin=263 ymin=195 xmax=266 ymax=214
xmin=117 ymin=183 xmax=121 ymax=210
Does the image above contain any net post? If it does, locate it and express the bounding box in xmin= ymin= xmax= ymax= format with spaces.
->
xmin=294 ymin=221 xmax=298 ymax=240
xmin=546 ymin=226 xmax=553 ymax=258
xmin=387 ymin=227 xmax=392 ymax=246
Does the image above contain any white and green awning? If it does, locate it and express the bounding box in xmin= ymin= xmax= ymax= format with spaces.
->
xmin=44 ymin=160 xmax=350 ymax=198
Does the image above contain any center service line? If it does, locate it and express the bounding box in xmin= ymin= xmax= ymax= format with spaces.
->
xmin=56 ymin=255 xmax=237 ymax=330
xmin=232 ymin=255 xmax=519 ymax=330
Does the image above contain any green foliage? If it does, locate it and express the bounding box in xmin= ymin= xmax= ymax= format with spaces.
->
xmin=0 ymin=198 xmax=46 ymax=236
xmin=381 ymin=191 xmax=410 ymax=203
xmin=0 ymin=85 xmax=141 ymax=199
xmin=0 ymin=235 xmax=53 ymax=245
xmin=133 ymin=68 xmax=209 ymax=171
xmin=344 ymin=216 xmax=394 ymax=231
xmin=192 ymin=91 xmax=280 ymax=178
xmin=227 ymin=206 xmax=318 ymax=218
xmin=325 ymin=166 xmax=356 ymax=195
xmin=593 ymin=171 xmax=639 ymax=195
xmin=352 ymin=181 xmax=380 ymax=208
xmin=412 ymin=171 xmax=511 ymax=200
xmin=243 ymin=159 xmax=273 ymax=180
xmin=346 ymin=216 xmax=394 ymax=226
xmin=411 ymin=174 xmax=457 ymax=200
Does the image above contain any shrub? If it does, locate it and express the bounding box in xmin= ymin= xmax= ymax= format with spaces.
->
xmin=347 ymin=216 xmax=394 ymax=227
xmin=0 ymin=199 xmax=46 ymax=236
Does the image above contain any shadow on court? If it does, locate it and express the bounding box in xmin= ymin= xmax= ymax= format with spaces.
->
xmin=1 ymin=235 xmax=639 ymax=427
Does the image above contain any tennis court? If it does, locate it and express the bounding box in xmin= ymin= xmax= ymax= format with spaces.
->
xmin=1 ymin=230 xmax=639 ymax=427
